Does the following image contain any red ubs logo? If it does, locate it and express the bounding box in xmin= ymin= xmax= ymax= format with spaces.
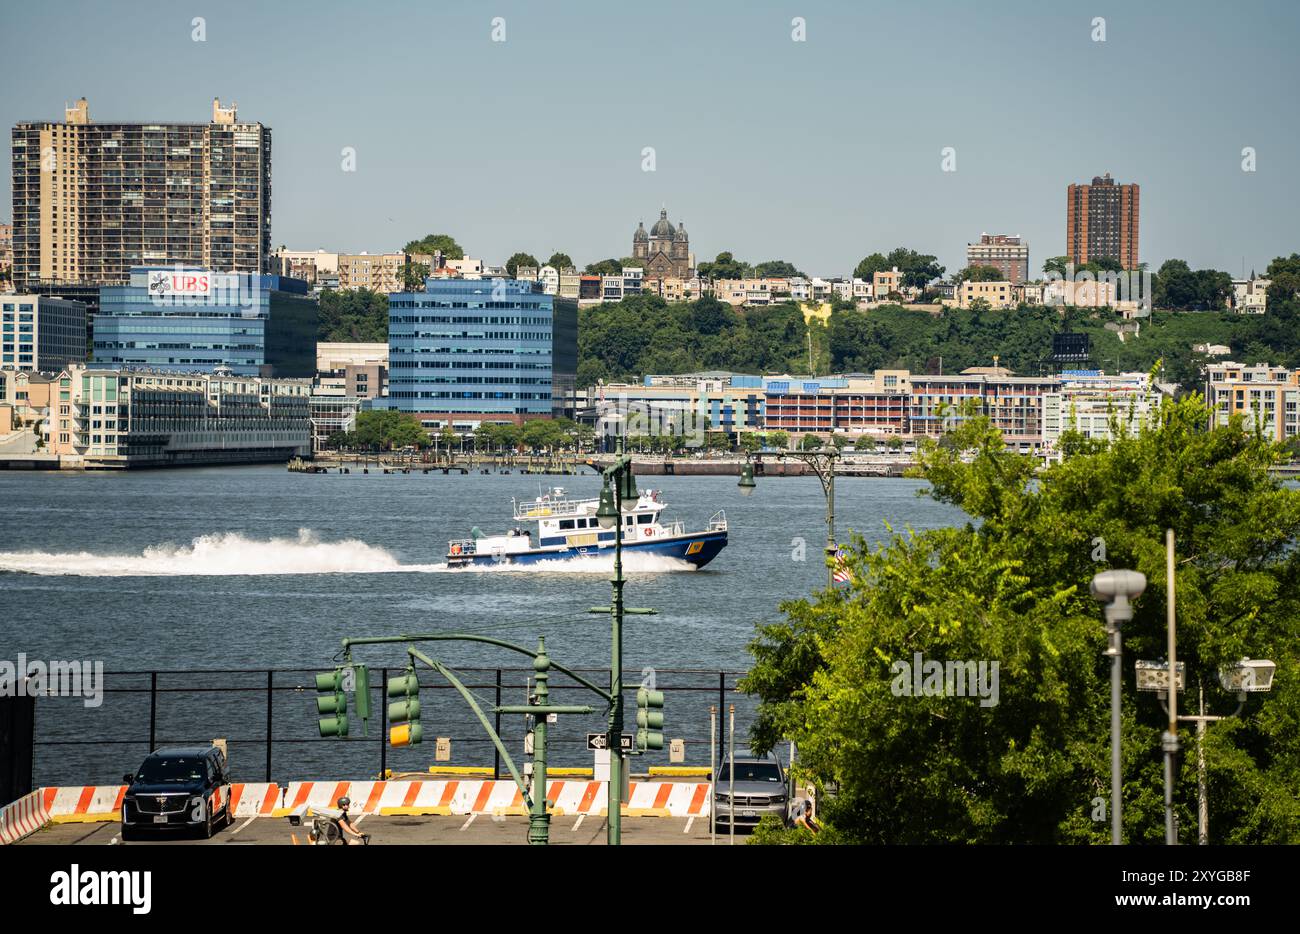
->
xmin=148 ymin=271 xmax=210 ymax=295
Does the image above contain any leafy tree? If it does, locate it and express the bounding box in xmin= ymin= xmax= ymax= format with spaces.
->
xmin=799 ymin=433 xmax=823 ymax=451
xmin=1154 ymin=259 xmax=1233 ymax=311
xmin=955 ymin=265 xmax=1005 ymax=283
xmin=546 ymin=252 xmax=574 ymax=272
xmin=885 ymin=247 xmax=945 ymax=290
xmin=1043 ymin=256 xmax=1071 ymax=277
xmin=743 ymin=399 xmax=1300 ymax=843
xmin=754 ymin=260 xmax=804 ymax=278
xmin=318 ymin=288 xmax=388 ymax=341
xmin=506 ymin=252 xmax=540 ymax=277
xmin=1265 ymin=254 xmax=1300 ymax=307
xmin=404 ymin=234 xmax=464 ymax=261
xmin=853 ymin=253 xmax=890 ymax=280
xmin=767 ymin=430 xmax=790 ymax=450
xmin=351 ymin=410 xmax=429 ymax=450
xmin=697 ymin=252 xmax=751 ymax=281
xmin=619 ymin=257 xmax=644 ymax=272
xmin=401 ymin=261 xmax=429 ymax=291
xmin=585 ymin=258 xmax=623 ymax=275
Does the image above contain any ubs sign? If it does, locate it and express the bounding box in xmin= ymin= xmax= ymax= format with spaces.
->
xmin=148 ymin=270 xmax=213 ymax=296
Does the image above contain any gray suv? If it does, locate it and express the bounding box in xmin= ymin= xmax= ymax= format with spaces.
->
xmin=712 ymin=755 xmax=788 ymax=829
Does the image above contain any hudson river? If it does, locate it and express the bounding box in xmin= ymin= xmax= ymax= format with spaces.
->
xmin=0 ymin=466 xmax=964 ymax=784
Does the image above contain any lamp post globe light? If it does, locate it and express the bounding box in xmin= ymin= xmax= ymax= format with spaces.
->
xmin=1137 ymin=656 xmax=1277 ymax=844
xmin=1090 ymin=568 xmax=1146 ymax=845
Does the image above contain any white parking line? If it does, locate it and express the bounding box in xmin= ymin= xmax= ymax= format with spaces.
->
xmin=571 ymin=814 xmax=585 ymax=832
xmin=229 ymin=816 xmax=257 ymax=836
xmin=460 ymin=813 xmax=477 ymax=831
xmin=684 ymin=817 xmax=695 ymax=833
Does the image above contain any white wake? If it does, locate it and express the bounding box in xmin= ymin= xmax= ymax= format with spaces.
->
xmin=0 ymin=529 xmax=697 ymax=577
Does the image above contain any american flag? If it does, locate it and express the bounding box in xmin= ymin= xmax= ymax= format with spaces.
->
xmin=832 ymin=545 xmax=852 ymax=584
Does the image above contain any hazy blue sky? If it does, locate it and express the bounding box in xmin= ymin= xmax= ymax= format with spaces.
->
xmin=3 ymin=0 xmax=1296 ymax=278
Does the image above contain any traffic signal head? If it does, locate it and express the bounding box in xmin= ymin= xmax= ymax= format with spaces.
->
xmin=315 ymin=669 xmax=348 ymax=738
xmin=635 ymin=688 xmax=665 ymax=751
xmin=387 ymin=666 xmax=422 ymax=746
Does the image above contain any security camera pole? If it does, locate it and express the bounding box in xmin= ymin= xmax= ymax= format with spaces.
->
xmin=1091 ymin=568 xmax=1146 ymax=845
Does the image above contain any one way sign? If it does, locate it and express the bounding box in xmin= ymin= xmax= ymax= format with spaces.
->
xmin=587 ymin=733 xmax=634 ymax=751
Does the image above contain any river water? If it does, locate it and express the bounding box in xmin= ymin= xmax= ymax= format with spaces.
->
xmin=0 ymin=466 xmax=964 ymax=785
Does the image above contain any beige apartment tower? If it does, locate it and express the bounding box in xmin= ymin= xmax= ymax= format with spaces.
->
xmin=10 ymin=98 xmax=272 ymax=288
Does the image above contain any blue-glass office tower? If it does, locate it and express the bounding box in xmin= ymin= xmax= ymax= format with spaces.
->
xmin=387 ymin=278 xmax=578 ymax=424
xmin=93 ymin=267 xmax=317 ymax=377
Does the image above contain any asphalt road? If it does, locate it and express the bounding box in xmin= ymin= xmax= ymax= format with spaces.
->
xmin=18 ymin=813 xmax=747 ymax=846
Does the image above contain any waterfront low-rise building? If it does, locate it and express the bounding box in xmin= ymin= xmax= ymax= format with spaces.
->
xmin=45 ymin=364 xmax=311 ymax=468
xmin=1205 ymin=361 xmax=1300 ymax=441
xmin=1042 ymin=370 xmax=1167 ymax=455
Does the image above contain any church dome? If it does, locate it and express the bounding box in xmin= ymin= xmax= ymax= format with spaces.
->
xmin=633 ymin=222 xmax=648 ymax=242
xmin=650 ymin=208 xmax=675 ymax=238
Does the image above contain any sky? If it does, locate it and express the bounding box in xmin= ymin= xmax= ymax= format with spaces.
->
xmin=2 ymin=0 xmax=1297 ymax=279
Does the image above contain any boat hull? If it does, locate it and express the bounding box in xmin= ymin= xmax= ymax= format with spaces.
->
xmin=448 ymin=529 xmax=727 ymax=570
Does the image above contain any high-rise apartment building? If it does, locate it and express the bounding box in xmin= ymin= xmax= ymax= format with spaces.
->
xmin=1066 ymin=173 xmax=1139 ymax=269
xmin=11 ymin=98 xmax=271 ymax=289
xmin=966 ymin=234 xmax=1029 ymax=284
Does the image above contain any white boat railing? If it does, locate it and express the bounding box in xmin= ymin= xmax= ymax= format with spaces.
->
xmin=709 ymin=510 xmax=728 ymax=531
xmin=512 ymin=494 xmax=592 ymax=520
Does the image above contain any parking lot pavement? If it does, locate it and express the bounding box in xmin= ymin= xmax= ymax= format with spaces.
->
xmin=18 ymin=813 xmax=739 ymax=845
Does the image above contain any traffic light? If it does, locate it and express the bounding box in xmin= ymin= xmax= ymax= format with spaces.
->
xmin=315 ymin=669 xmax=348 ymax=738
xmin=635 ymin=687 xmax=664 ymax=751
xmin=388 ymin=667 xmax=423 ymax=747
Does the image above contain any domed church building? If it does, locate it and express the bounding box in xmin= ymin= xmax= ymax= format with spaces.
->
xmin=631 ymin=208 xmax=693 ymax=278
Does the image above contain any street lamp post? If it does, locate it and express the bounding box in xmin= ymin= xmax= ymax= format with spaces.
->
xmin=593 ymin=432 xmax=656 ymax=846
xmin=1091 ymin=568 xmax=1147 ymax=845
xmin=739 ymin=444 xmax=840 ymax=590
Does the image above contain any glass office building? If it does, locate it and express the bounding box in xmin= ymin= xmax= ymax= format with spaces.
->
xmin=93 ymin=267 xmax=317 ymax=377
xmin=386 ymin=278 xmax=578 ymax=425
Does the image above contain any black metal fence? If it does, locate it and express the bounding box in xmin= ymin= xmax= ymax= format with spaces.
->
xmin=31 ymin=667 xmax=760 ymax=788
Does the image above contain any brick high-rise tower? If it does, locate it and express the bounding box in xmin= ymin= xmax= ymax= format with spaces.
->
xmin=1066 ymin=173 xmax=1139 ymax=269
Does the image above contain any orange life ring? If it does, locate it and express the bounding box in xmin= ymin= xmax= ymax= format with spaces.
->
xmin=451 ymin=544 xmax=462 ymax=556
xmin=644 ymin=527 xmax=654 ymax=537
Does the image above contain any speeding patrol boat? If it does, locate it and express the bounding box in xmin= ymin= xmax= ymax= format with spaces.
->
xmin=446 ymin=487 xmax=727 ymax=569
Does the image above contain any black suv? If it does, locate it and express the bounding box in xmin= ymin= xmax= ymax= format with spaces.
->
xmin=120 ymin=745 xmax=233 ymax=840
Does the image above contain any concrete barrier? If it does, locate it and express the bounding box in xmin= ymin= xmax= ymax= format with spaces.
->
xmin=0 ymin=790 xmax=51 ymax=845
xmin=278 ymin=779 xmax=711 ymax=818
xmin=2 ymin=779 xmax=712 ymax=839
